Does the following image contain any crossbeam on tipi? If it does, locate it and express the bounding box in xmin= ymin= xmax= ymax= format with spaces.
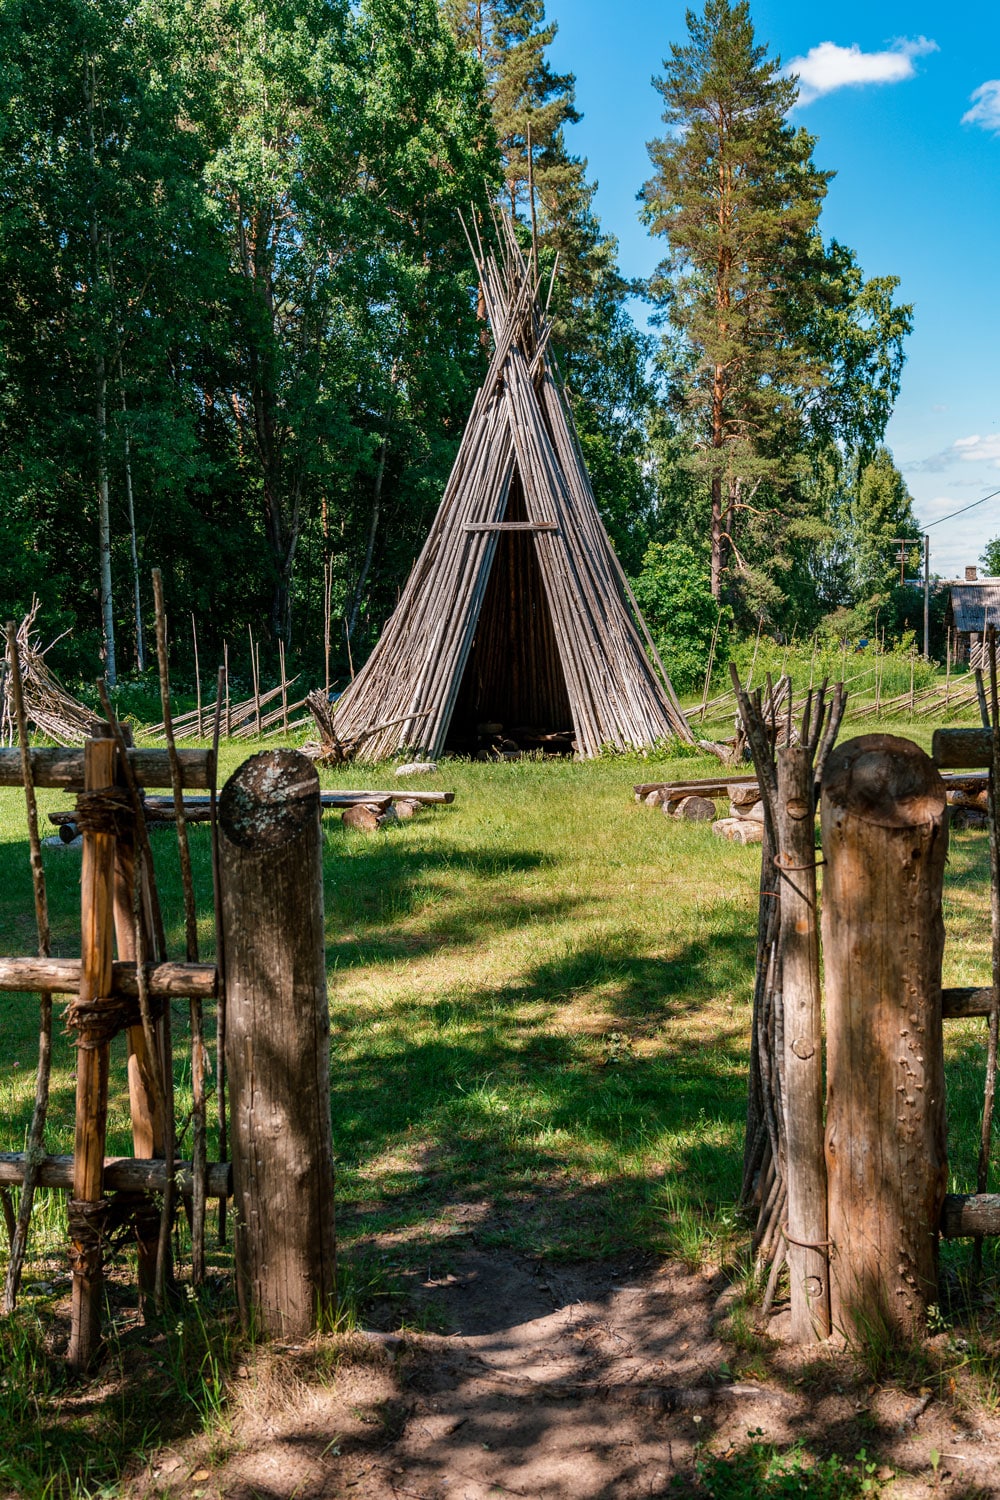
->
xmin=332 ymin=217 xmax=693 ymax=760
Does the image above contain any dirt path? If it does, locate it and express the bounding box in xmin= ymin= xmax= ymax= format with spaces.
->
xmin=129 ymin=1250 xmax=1000 ymax=1500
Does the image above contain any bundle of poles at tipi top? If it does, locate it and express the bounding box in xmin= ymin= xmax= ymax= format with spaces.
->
xmin=328 ymin=209 xmax=693 ymax=762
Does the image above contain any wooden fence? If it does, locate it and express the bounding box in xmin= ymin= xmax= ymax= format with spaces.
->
xmin=739 ymin=663 xmax=1000 ymax=1343
xmin=0 ymin=593 xmax=335 ymax=1368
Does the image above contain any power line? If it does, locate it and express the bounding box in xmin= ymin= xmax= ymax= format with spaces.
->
xmin=923 ymin=485 xmax=1000 ymax=530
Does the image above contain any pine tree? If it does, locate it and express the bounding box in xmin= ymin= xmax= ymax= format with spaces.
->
xmin=642 ymin=1 xmax=913 ymax=619
xmin=443 ymin=0 xmax=578 ymax=219
xmin=642 ymin=0 xmax=832 ymax=600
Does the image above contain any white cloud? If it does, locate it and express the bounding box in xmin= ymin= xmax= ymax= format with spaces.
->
xmin=954 ymin=434 xmax=1000 ymax=465
xmin=963 ymin=80 xmax=1000 ymax=133
xmin=785 ymin=37 xmax=938 ymax=106
xmin=909 ymin=433 xmax=1000 ymax=473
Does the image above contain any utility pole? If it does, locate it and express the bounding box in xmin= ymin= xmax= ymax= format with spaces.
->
xmin=889 ymin=537 xmax=931 ymax=659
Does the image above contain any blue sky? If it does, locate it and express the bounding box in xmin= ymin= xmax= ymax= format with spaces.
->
xmin=545 ymin=0 xmax=1000 ymax=580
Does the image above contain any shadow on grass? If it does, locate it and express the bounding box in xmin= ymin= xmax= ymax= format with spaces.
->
xmin=323 ymin=834 xmax=568 ymax=967
xmin=327 ymin=922 xmax=757 ymax=1264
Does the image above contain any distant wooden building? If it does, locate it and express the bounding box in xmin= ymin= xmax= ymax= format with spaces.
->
xmin=945 ymin=567 xmax=1000 ymax=665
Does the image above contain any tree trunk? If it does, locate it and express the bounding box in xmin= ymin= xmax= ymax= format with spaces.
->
xmin=96 ymin=357 xmax=116 ymax=685
xmin=348 ymin=434 xmax=388 ymax=638
xmin=118 ymin=360 xmax=144 ymax=672
xmin=219 ymin=750 xmax=336 ymax=1337
xmin=821 ymin=734 xmax=948 ymax=1339
xmin=86 ymin=59 xmax=116 ymax=685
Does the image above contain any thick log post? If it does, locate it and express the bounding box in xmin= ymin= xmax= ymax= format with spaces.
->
xmin=219 ymin=750 xmax=336 ymax=1337
xmin=776 ymin=743 xmax=830 ymax=1341
xmin=68 ymin=734 xmax=117 ymax=1370
xmin=821 ymin=734 xmax=948 ymax=1339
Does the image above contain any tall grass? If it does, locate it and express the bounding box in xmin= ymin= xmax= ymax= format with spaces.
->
xmin=722 ymin=634 xmax=940 ymax=703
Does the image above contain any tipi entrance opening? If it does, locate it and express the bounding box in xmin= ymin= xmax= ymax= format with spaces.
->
xmin=445 ymin=477 xmax=574 ymax=757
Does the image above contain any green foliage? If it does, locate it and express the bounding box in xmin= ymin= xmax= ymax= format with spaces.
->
xmin=981 ymin=536 xmax=1000 ymax=577
xmin=632 ymin=541 xmax=730 ymax=692
xmin=0 ymin=0 xmax=499 ymax=678
xmin=723 ymin=631 xmax=937 ymax=702
xmin=681 ymin=1437 xmax=886 ymax=1498
xmin=0 ymin=0 xmax=917 ymax=694
xmin=849 ymin=450 xmax=921 ymax=613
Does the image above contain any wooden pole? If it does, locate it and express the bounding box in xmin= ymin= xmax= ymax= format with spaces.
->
xmin=821 ymin=734 xmax=948 ymax=1338
xmin=699 ymin=614 xmax=721 ymax=723
xmin=323 ymin=561 xmax=332 ymax=698
xmin=909 ymin=652 xmax=915 ymax=715
xmin=747 ymin=619 xmax=762 ymax=692
xmin=224 ymin=640 xmax=231 ymax=738
xmin=154 ymin=572 xmax=206 ymax=1289
xmin=210 ymin=666 xmax=228 ymax=1246
xmin=148 ymin=575 xmax=178 ymax=1311
xmin=249 ymin=626 xmax=261 ymax=737
xmin=1 ymin=1153 xmax=229 ymax=1198
xmin=2 ymin=621 xmax=53 ymax=1315
xmin=279 ymin=638 xmax=288 ymax=736
xmin=68 ymin=731 xmax=117 ymax=1370
xmin=111 ymin=725 xmax=165 ymax=1306
xmin=975 ymin=630 xmax=1000 ymax=1271
xmin=192 ymin=613 xmax=203 ymax=739
xmin=775 ymin=739 xmax=830 ymax=1341
xmin=929 ymin=534 xmax=935 ymax=663
xmin=219 ymin=749 xmax=336 ymax=1336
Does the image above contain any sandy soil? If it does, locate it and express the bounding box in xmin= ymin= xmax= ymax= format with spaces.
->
xmin=126 ymin=1247 xmax=1000 ymax=1500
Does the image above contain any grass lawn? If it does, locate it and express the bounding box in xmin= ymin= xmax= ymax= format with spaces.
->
xmin=1 ymin=726 xmax=999 ymax=1495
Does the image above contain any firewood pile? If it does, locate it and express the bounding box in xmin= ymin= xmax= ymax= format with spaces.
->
xmin=302 ymin=689 xmax=431 ymax=766
xmin=636 ymin=776 xmax=766 ymax=842
xmin=473 ymin=721 xmax=575 ymax=759
xmin=0 ymin=602 xmax=94 ymax=746
xmin=145 ymin=678 xmax=310 ymax=742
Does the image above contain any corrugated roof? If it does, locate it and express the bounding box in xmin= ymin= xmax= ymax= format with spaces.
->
xmin=949 ymin=581 xmax=1000 ymax=632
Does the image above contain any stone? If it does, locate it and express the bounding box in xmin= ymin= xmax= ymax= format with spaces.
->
xmin=341 ymin=803 xmax=383 ymax=832
xmin=395 ymin=761 xmax=438 ymax=777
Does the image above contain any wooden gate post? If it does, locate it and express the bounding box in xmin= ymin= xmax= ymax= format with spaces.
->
xmin=68 ymin=731 xmax=117 ymax=1370
xmin=219 ymin=750 xmax=336 ymax=1337
xmin=821 ymin=734 xmax=948 ymax=1338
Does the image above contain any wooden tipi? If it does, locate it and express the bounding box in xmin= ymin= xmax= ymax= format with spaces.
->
xmin=332 ymin=220 xmax=693 ymax=760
